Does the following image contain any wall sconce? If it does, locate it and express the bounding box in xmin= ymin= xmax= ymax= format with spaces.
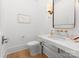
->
xmin=48 ymin=4 xmax=53 ymax=15
xmin=47 ymin=0 xmax=53 ymax=15
xmin=76 ymin=0 xmax=79 ymax=8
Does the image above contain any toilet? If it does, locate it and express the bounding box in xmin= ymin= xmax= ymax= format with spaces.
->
xmin=27 ymin=41 xmax=41 ymax=56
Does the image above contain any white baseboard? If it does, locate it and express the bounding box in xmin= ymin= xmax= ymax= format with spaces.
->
xmin=4 ymin=43 xmax=29 ymax=58
xmin=3 ymin=41 xmax=41 ymax=58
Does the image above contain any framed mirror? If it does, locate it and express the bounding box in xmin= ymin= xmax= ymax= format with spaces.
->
xmin=53 ymin=0 xmax=75 ymax=29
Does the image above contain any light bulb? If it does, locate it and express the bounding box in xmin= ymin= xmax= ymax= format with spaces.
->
xmin=47 ymin=0 xmax=53 ymax=15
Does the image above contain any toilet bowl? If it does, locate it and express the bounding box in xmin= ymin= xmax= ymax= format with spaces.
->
xmin=27 ymin=41 xmax=41 ymax=56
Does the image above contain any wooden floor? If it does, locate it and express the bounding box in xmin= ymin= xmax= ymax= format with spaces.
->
xmin=7 ymin=49 xmax=48 ymax=58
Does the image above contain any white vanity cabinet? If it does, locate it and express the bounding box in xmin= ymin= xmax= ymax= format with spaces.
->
xmin=43 ymin=42 xmax=62 ymax=58
xmin=43 ymin=42 xmax=76 ymax=58
xmin=37 ymin=34 xmax=78 ymax=58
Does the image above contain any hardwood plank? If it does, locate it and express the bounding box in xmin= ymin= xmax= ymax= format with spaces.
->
xmin=7 ymin=49 xmax=30 ymax=58
xmin=7 ymin=49 xmax=48 ymax=58
xmin=31 ymin=54 xmax=48 ymax=58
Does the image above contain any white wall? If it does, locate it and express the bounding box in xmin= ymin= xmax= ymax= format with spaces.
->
xmin=1 ymin=0 xmax=51 ymax=49
xmin=0 ymin=0 xmax=2 ymax=57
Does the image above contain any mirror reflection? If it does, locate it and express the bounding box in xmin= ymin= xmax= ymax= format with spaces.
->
xmin=53 ymin=0 xmax=75 ymax=29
